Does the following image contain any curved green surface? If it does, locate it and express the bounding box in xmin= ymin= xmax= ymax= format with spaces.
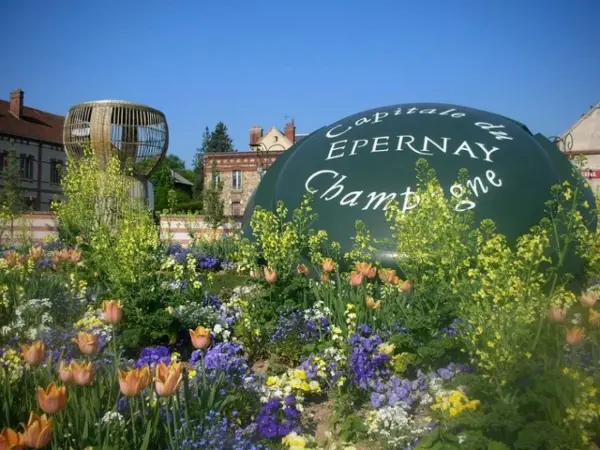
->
xmin=243 ymin=103 xmax=596 ymax=277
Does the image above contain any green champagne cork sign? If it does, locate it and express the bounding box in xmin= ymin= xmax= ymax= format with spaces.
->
xmin=243 ymin=103 xmax=596 ymax=273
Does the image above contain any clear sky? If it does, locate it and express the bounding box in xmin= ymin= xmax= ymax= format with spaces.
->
xmin=1 ymin=0 xmax=598 ymax=167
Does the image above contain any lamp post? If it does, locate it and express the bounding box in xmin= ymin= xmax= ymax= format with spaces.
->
xmin=254 ymin=142 xmax=286 ymax=179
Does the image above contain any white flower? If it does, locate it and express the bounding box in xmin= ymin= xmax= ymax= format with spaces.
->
xmin=101 ymin=411 xmax=124 ymax=424
xmin=213 ymin=323 xmax=223 ymax=334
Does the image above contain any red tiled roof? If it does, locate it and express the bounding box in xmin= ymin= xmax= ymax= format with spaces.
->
xmin=0 ymin=100 xmax=65 ymax=145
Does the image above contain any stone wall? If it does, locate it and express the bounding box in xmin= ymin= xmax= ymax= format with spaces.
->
xmin=0 ymin=212 xmax=59 ymax=244
xmin=203 ymin=151 xmax=283 ymax=216
xmin=159 ymin=215 xmax=241 ymax=247
xmin=0 ymin=212 xmax=240 ymax=248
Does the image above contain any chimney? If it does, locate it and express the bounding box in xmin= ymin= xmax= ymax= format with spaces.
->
xmin=249 ymin=125 xmax=263 ymax=147
xmin=284 ymin=120 xmax=296 ymax=144
xmin=10 ymin=89 xmax=24 ymax=119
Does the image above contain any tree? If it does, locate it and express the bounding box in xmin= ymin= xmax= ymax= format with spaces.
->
xmin=0 ymin=149 xmax=26 ymax=229
xmin=202 ymin=161 xmax=224 ymax=230
xmin=206 ymin=122 xmax=235 ymax=153
xmin=193 ymin=127 xmax=211 ymax=200
xmin=164 ymin=155 xmax=186 ymax=172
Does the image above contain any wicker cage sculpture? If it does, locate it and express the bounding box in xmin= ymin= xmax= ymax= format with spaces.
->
xmin=62 ymin=100 xmax=169 ymax=177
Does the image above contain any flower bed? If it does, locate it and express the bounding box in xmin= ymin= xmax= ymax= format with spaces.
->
xmin=1 ymin=157 xmax=600 ymax=449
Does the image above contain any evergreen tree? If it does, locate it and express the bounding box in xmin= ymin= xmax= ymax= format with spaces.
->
xmin=0 ymin=149 xmax=26 ymax=219
xmin=202 ymin=161 xmax=224 ymax=230
xmin=193 ymin=127 xmax=211 ymax=200
xmin=206 ymin=122 xmax=235 ymax=153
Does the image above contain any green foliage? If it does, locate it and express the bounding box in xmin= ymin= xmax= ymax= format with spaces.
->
xmin=202 ymin=161 xmax=225 ymax=230
xmin=53 ymin=144 xmax=160 ymax=289
xmin=205 ymin=122 xmax=235 ymax=153
xmin=0 ymin=149 xmax=27 ymax=241
xmin=151 ymin=156 xmax=193 ymax=214
xmin=164 ymin=154 xmax=186 ymax=171
xmin=190 ymin=233 xmax=239 ymax=262
xmin=171 ymin=200 xmax=203 ymax=214
xmin=192 ymin=127 xmax=211 ymax=201
xmin=0 ymin=149 xmax=26 ymax=217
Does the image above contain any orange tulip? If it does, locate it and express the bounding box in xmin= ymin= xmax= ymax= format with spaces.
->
xmin=118 ymin=368 xmax=145 ymax=397
xmin=69 ymin=250 xmax=82 ymax=264
xmin=20 ymin=342 xmax=46 ymax=367
xmin=547 ymin=306 xmax=568 ymax=323
xmin=37 ymin=383 xmax=67 ymax=415
xmin=355 ymin=262 xmax=376 ymax=279
xmin=378 ymin=268 xmax=397 ymax=285
xmin=0 ymin=427 xmax=24 ymax=450
xmin=28 ymin=246 xmax=44 ymax=262
xmin=154 ymin=362 xmax=183 ymax=397
xmin=366 ymin=296 xmax=382 ymax=310
xmin=4 ymin=251 xmax=19 ymax=268
xmin=73 ymin=332 xmax=99 ymax=355
xmin=580 ymin=292 xmax=598 ymax=308
xmin=21 ymin=413 xmax=52 ymax=449
xmin=589 ymin=309 xmax=600 ymax=327
xmin=320 ymin=273 xmax=329 ymax=282
xmin=189 ymin=326 xmax=212 ymax=350
xmin=102 ymin=300 xmax=123 ymax=325
xmin=322 ymin=258 xmax=336 ymax=273
xmin=401 ymin=280 xmax=413 ymax=293
xmin=296 ymin=264 xmax=310 ymax=276
xmin=249 ymin=269 xmax=261 ymax=279
xmin=70 ymin=361 xmax=94 ymax=386
xmin=138 ymin=365 xmax=151 ymax=390
xmin=263 ymin=267 xmax=278 ymax=284
xmin=58 ymin=361 xmax=74 ymax=384
xmin=349 ymin=271 xmax=363 ymax=287
xmin=566 ymin=327 xmax=584 ymax=345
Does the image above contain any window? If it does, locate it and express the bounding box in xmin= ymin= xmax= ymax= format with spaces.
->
xmin=232 ymin=170 xmax=242 ymax=190
xmin=19 ymin=154 xmax=34 ymax=179
xmin=231 ymin=201 xmax=242 ymax=217
xmin=212 ymin=171 xmax=220 ymax=184
xmin=0 ymin=151 xmax=7 ymax=172
xmin=50 ymin=160 xmax=62 ymax=184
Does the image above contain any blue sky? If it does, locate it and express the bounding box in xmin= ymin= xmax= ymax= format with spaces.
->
xmin=1 ymin=0 xmax=598 ymax=167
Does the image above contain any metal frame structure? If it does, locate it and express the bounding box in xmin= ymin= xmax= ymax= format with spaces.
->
xmin=63 ymin=100 xmax=169 ymax=177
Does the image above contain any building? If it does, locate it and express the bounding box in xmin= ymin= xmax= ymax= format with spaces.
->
xmin=170 ymin=169 xmax=194 ymax=198
xmin=559 ymin=103 xmax=600 ymax=192
xmin=0 ymin=89 xmax=66 ymax=210
xmin=203 ymin=120 xmax=307 ymax=217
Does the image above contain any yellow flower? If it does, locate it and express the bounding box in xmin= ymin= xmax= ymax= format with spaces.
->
xmin=282 ymin=431 xmax=306 ymax=449
xmin=378 ymin=343 xmax=395 ymax=356
xmin=266 ymin=376 xmax=280 ymax=387
xmin=293 ymin=370 xmax=306 ymax=380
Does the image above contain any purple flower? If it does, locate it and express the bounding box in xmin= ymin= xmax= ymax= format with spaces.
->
xmin=349 ymin=328 xmax=390 ymax=390
xmin=135 ymin=346 xmax=171 ymax=368
xmin=255 ymin=397 xmax=301 ymax=439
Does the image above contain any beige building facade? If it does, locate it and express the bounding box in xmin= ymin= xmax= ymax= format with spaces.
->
xmin=0 ymin=89 xmax=66 ymax=210
xmin=559 ymin=104 xmax=600 ymax=192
